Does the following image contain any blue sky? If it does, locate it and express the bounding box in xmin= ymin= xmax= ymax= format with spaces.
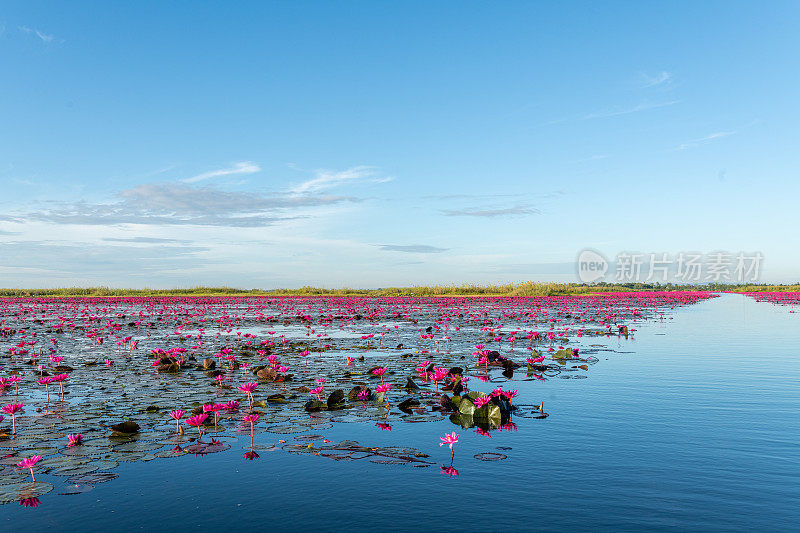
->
xmin=1 ymin=1 xmax=798 ymax=288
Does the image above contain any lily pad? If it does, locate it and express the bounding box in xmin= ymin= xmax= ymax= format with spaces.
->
xmin=0 ymin=481 xmax=54 ymax=504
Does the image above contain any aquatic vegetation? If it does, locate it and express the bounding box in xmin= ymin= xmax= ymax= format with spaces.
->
xmin=2 ymin=403 xmax=23 ymax=433
xmin=243 ymin=414 xmax=260 ymax=435
xmin=185 ymin=414 xmax=209 ymax=439
xmin=238 ymin=382 xmax=258 ymax=410
xmin=66 ymin=434 xmax=84 ymax=447
xmin=473 ymin=396 xmax=491 ymax=408
xmin=17 ymin=455 xmax=42 ymax=482
xmin=0 ymin=291 xmax=717 ymax=506
xmin=371 ymin=367 xmax=387 ymax=382
xmin=51 ymin=373 xmax=69 ymax=402
xmin=742 ymin=291 xmax=800 ymax=308
xmin=440 ymin=431 xmax=460 ymax=463
xmin=38 ymin=377 xmax=53 ymax=405
xmin=169 ymin=410 xmax=185 ymax=434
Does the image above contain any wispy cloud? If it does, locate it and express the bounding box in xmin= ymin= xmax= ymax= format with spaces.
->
xmin=441 ymin=205 xmax=540 ymax=218
xmin=423 ymin=193 xmax=518 ymax=201
xmin=676 ymin=130 xmax=736 ymax=150
xmin=379 ymin=244 xmax=449 ymax=253
xmin=2 ymin=182 xmax=358 ymax=227
xmin=291 ymin=166 xmax=390 ymax=194
xmin=102 ymin=236 xmax=191 ymax=244
xmin=19 ymin=26 xmax=54 ymax=42
xmin=182 ymin=161 xmax=260 ymax=183
xmin=0 ymin=241 xmax=209 ymax=278
xmin=585 ymin=100 xmax=679 ymax=119
xmin=640 ymin=71 xmax=673 ymax=88
xmin=424 ymin=191 xmax=563 ymax=201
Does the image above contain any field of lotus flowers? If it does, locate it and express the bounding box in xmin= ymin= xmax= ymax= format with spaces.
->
xmin=0 ymin=291 xmax=718 ymax=506
xmin=2 ymin=290 xmax=799 ymax=532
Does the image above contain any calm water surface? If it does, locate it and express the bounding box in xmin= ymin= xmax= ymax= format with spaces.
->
xmin=3 ymin=294 xmax=798 ymax=531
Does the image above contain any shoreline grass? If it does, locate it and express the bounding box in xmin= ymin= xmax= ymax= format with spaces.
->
xmin=1 ymin=282 xmax=797 ymax=298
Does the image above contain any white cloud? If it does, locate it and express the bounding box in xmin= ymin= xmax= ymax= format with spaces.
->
xmin=677 ymin=131 xmax=736 ymax=150
xmin=585 ymin=100 xmax=679 ymax=119
xmin=19 ymin=26 xmax=54 ymax=42
xmin=182 ymin=161 xmax=260 ymax=183
xmin=2 ymin=182 xmax=358 ymax=227
xmin=290 ymin=166 xmax=382 ymax=194
xmin=641 ymin=71 xmax=673 ymax=88
xmin=442 ymin=205 xmax=540 ymax=217
xmin=379 ymin=244 xmax=449 ymax=253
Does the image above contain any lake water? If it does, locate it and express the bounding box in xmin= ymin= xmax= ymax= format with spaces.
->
xmin=1 ymin=293 xmax=798 ymax=531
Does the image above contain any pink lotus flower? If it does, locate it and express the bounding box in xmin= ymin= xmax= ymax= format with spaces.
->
xmin=2 ymin=403 xmax=23 ymax=433
xmin=51 ymin=373 xmax=69 ymax=400
xmin=309 ymin=387 xmax=324 ymax=399
xmin=185 ymin=413 xmax=208 ymax=438
xmin=432 ymin=368 xmax=448 ymax=381
xmin=238 ymin=382 xmax=258 ymax=393
xmin=375 ymin=383 xmax=392 ymax=394
xmin=238 ymin=382 xmax=258 ymax=409
xmin=473 ymin=395 xmax=491 ymax=408
xmin=431 ymin=367 xmax=448 ymax=390
xmin=170 ymin=409 xmax=185 ymax=433
xmin=1 ymin=403 xmax=22 ymax=415
xmin=203 ymin=403 xmax=225 ymax=426
xmin=357 ymin=389 xmax=370 ymax=401
xmin=67 ymin=433 xmax=84 ymax=447
xmin=17 ymin=455 xmax=42 ymax=481
xmin=440 ymin=431 xmax=459 ymax=451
